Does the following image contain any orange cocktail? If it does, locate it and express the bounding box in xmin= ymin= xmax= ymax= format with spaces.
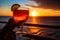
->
xmin=13 ymin=10 xmax=29 ymax=23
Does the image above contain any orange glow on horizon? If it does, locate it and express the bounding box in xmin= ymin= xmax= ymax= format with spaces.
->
xmin=0 ymin=7 xmax=13 ymax=16
xmin=0 ymin=6 xmax=60 ymax=16
xmin=29 ymin=8 xmax=60 ymax=16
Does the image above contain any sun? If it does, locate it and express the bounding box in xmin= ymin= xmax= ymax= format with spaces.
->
xmin=31 ymin=10 xmax=37 ymax=16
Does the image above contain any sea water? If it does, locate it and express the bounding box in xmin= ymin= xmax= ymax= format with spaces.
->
xmin=0 ymin=16 xmax=60 ymax=39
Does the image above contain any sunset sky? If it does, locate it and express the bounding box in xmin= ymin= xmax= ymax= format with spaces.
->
xmin=0 ymin=0 xmax=60 ymax=16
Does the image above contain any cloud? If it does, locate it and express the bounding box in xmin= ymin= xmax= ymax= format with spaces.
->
xmin=29 ymin=0 xmax=60 ymax=10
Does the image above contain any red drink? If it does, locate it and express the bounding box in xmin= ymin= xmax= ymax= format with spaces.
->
xmin=13 ymin=10 xmax=29 ymax=23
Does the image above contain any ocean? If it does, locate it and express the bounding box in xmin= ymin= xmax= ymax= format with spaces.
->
xmin=0 ymin=16 xmax=60 ymax=40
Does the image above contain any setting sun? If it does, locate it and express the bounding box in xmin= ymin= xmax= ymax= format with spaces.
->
xmin=29 ymin=8 xmax=60 ymax=16
xmin=31 ymin=10 xmax=38 ymax=16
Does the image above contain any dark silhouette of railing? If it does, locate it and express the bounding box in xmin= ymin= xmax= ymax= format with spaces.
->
xmin=0 ymin=21 xmax=60 ymax=29
xmin=0 ymin=21 xmax=7 ymax=23
xmin=0 ymin=21 xmax=60 ymax=40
